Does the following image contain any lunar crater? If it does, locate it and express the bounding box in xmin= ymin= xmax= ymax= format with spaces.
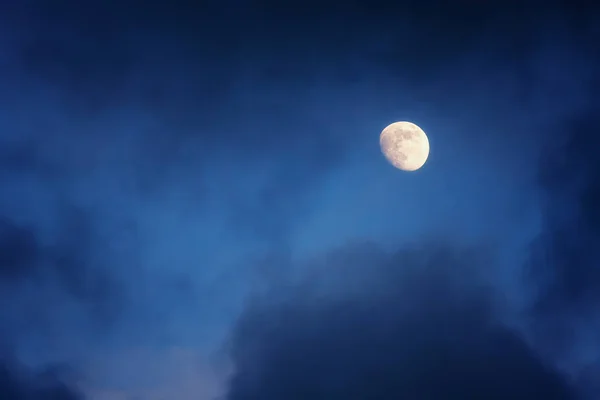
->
xmin=379 ymin=121 xmax=429 ymax=172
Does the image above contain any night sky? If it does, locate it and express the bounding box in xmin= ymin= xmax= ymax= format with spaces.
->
xmin=0 ymin=1 xmax=599 ymax=399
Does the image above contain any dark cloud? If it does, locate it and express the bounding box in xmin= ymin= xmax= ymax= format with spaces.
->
xmin=0 ymin=359 xmax=82 ymax=400
xmin=0 ymin=0 xmax=355 ymax=215
xmin=0 ymin=218 xmax=38 ymax=281
xmin=225 ymin=241 xmax=577 ymax=399
xmin=0 ymin=157 xmax=121 ymax=397
xmin=6 ymin=1 xmax=584 ymax=112
xmin=527 ymin=106 xmax=600 ymax=364
xmin=0 ymin=206 xmax=122 ymax=321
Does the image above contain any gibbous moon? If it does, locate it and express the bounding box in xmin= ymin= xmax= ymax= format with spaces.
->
xmin=379 ymin=121 xmax=430 ymax=171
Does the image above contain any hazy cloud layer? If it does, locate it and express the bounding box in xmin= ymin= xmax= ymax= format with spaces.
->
xmin=0 ymin=1 xmax=598 ymax=398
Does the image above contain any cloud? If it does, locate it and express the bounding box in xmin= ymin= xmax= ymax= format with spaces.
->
xmin=0 ymin=218 xmax=38 ymax=281
xmin=84 ymin=346 xmax=223 ymax=400
xmin=224 ymin=240 xmax=576 ymax=399
xmin=0 ymin=358 xmax=82 ymax=400
xmin=531 ymin=109 xmax=600 ymax=313
xmin=0 ymin=206 xmax=123 ymax=326
xmin=526 ymin=104 xmax=600 ymax=379
xmin=0 ymin=143 xmax=126 ymax=364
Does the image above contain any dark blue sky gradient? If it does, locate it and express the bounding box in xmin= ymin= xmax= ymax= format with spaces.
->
xmin=0 ymin=1 xmax=599 ymax=399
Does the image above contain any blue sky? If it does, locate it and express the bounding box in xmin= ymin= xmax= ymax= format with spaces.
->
xmin=0 ymin=2 xmax=599 ymax=399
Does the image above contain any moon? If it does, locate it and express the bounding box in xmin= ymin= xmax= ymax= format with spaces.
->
xmin=379 ymin=121 xmax=430 ymax=171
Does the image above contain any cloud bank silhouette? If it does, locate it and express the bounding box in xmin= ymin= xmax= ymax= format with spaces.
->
xmin=0 ymin=358 xmax=81 ymax=400
xmin=225 ymin=242 xmax=577 ymax=399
